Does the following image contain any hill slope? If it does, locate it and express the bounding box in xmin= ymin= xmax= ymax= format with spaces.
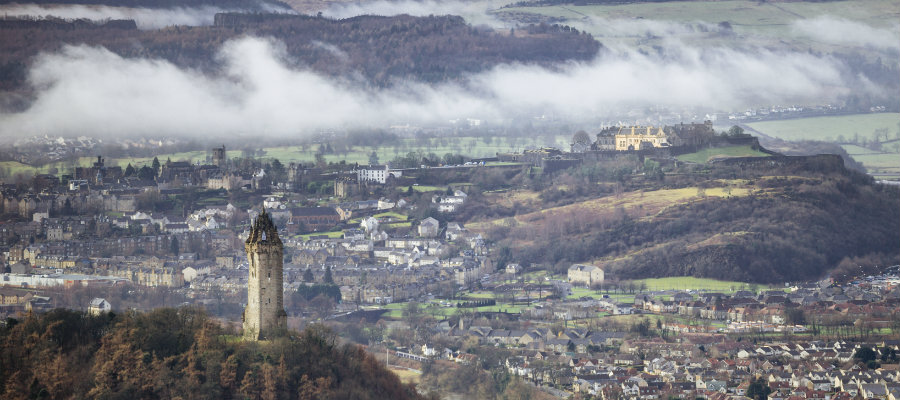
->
xmin=473 ymin=155 xmax=900 ymax=283
xmin=0 ymin=14 xmax=599 ymax=94
xmin=0 ymin=307 xmax=422 ymax=399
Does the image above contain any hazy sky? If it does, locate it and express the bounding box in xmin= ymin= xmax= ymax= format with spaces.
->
xmin=0 ymin=4 xmax=228 ymax=29
xmin=0 ymin=2 xmax=896 ymax=139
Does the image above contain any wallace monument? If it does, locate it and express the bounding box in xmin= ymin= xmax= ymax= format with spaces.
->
xmin=243 ymin=208 xmax=287 ymax=340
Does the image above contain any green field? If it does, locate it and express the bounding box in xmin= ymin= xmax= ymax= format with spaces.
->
xmin=131 ymin=136 xmax=567 ymax=168
xmin=389 ymin=368 xmax=421 ymax=385
xmin=746 ymin=113 xmax=900 ymax=176
xmin=497 ymin=0 xmax=898 ymax=51
xmin=398 ymin=185 xmax=446 ymax=193
xmin=841 ymin=144 xmax=882 ymax=155
xmin=677 ymin=145 xmax=770 ymax=163
xmin=569 ymin=277 xmax=775 ymax=297
xmin=373 ymin=212 xmax=409 ymax=220
xmin=747 ymin=113 xmax=900 ymax=142
xmin=633 ymin=277 xmax=779 ymax=293
xmin=296 ymin=230 xmax=344 ymax=240
xmin=0 ymin=135 xmax=569 ymax=179
xmin=852 ymin=153 xmax=900 ymax=175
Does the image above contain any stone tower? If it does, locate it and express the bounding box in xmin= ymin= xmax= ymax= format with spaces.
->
xmin=243 ymin=208 xmax=287 ymax=340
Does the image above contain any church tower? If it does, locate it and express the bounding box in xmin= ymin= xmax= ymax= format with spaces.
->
xmin=243 ymin=208 xmax=287 ymax=340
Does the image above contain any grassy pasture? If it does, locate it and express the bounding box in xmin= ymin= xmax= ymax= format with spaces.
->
xmin=0 ymin=135 xmax=569 ymax=179
xmin=389 ymin=368 xmax=421 ymax=384
xmin=746 ymin=113 xmax=900 ymax=142
xmin=841 ymin=144 xmax=881 ymax=155
xmin=503 ymin=1 xmax=801 ymax=24
xmin=399 ymin=185 xmax=446 ymax=193
xmin=374 ymin=212 xmax=408 ymax=220
xmin=852 ymin=153 xmax=900 ymax=174
xmin=633 ymin=277 xmax=778 ymax=293
xmin=470 ymin=185 xmax=752 ymax=231
xmin=676 ymin=145 xmax=770 ymax=163
xmin=497 ymin=0 xmax=898 ymax=51
xmin=747 ymin=113 xmax=900 ymax=177
xmin=296 ymin=230 xmax=344 ymax=240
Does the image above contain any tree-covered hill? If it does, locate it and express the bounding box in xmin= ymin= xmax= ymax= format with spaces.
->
xmin=0 ymin=307 xmax=423 ymax=400
xmin=0 ymin=14 xmax=600 ymax=94
xmin=472 ymin=154 xmax=900 ymax=283
xmin=0 ymin=0 xmax=290 ymax=10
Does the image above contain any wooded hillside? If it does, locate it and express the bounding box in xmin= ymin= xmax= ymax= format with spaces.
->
xmin=0 ymin=0 xmax=289 ymax=10
xmin=0 ymin=307 xmax=423 ymax=400
xmin=0 ymin=14 xmax=600 ymax=96
xmin=471 ymin=155 xmax=900 ymax=283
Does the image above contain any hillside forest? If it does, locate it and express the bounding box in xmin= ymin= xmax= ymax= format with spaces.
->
xmin=0 ymin=13 xmax=600 ymax=105
xmin=453 ymin=154 xmax=900 ymax=284
xmin=0 ymin=307 xmax=424 ymax=400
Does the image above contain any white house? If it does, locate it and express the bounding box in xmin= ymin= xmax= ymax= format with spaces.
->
xmin=357 ymin=165 xmax=402 ymax=184
xmin=89 ymin=298 xmax=111 ymax=315
xmin=567 ymin=264 xmax=604 ymax=286
xmin=418 ymin=217 xmax=440 ymax=238
xmin=360 ymin=217 xmax=379 ymax=233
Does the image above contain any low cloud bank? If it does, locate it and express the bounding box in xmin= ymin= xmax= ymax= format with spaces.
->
xmin=0 ymin=35 xmax=872 ymax=138
xmin=0 ymin=4 xmax=232 ymax=29
xmin=792 ymin=16 xmax=900 ymax=52
xmin=321 ymin=0 xmax=504 ymax=27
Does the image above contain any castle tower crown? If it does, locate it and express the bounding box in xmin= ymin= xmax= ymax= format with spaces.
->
xmin=243 ymin=207 xmax=287 ymax=340
xmin=246 ymin=207 xmax=282 ymax=246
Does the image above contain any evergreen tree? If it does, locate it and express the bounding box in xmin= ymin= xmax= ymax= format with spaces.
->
xmin=746 ymin=377 xmax=771 ymax=400
xmin=323 ymin=266 xmax=333 ymax=284
xmin=124 ymin=163 xmax=135 ymax=177
xmin=151 ymin=157 xmax=161 ymax=176
xmin=303 ymin=268 xmax=314 ymax=283
xmin=171 ymin=236 xmax=180 ymax=255
xmin=137 ymin=166 xmax=156 ymax=181
xmin=62 ymin=198 xmax=74 ymax=216
xmin=368 ymin=151 xmax=379 ymax=165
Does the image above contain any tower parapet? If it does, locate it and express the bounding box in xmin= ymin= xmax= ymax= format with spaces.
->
xmin=243 ymin=208 xmax=287 ymax=340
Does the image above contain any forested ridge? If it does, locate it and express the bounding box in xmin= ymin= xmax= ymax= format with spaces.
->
xmin=0 ymin=0 xmax=289 ymax=10
xmin=0 ymin=307 xmax=423 ymax=400
xmin=478 ymin=155 xmax=900 ymax=283
xmin=0 ymin=14 xmax=600 ymax=96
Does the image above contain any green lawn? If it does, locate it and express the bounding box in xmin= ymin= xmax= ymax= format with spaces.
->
xmin=373 ymin=212 xmax=408 ymax=221
xmin=568 ymin=287 xmax=604 ymax=300
xmin=473 ymin=303 xmax=522 ymax=313
xmin=0 ymin=135 xmax=572 ymax=179
xmin=841 ymin=144 xmax=882 ymax=155
xmin=497 ymin=0 xmax=898 ymax=52
xmin=464 ymin=291 xmax=497 ymax=299
xmin=677 ymin=145 xmax=770 ymax=163
xmin=633 ymin=277 xmax=780 ymax=293
xmin=381 ymin=301 xmax=462 ymax=318
xmin=398 ymin=185 xmax=446 ymax=193
xmin=297 ymin=231 xmax=344 ymax=240
xmin=747 ymin=113 xmax=900 ymax=142
xmin=853 ymin=153 xmax=900 ymax=174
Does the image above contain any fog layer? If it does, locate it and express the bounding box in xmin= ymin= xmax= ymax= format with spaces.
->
xmin=792 ymin=17 xmax=900 ymax=52
xmin=0 ymin=33 xmax=873 ymax=138
xmin=0 ymin=4 xmax=230 ymax=29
